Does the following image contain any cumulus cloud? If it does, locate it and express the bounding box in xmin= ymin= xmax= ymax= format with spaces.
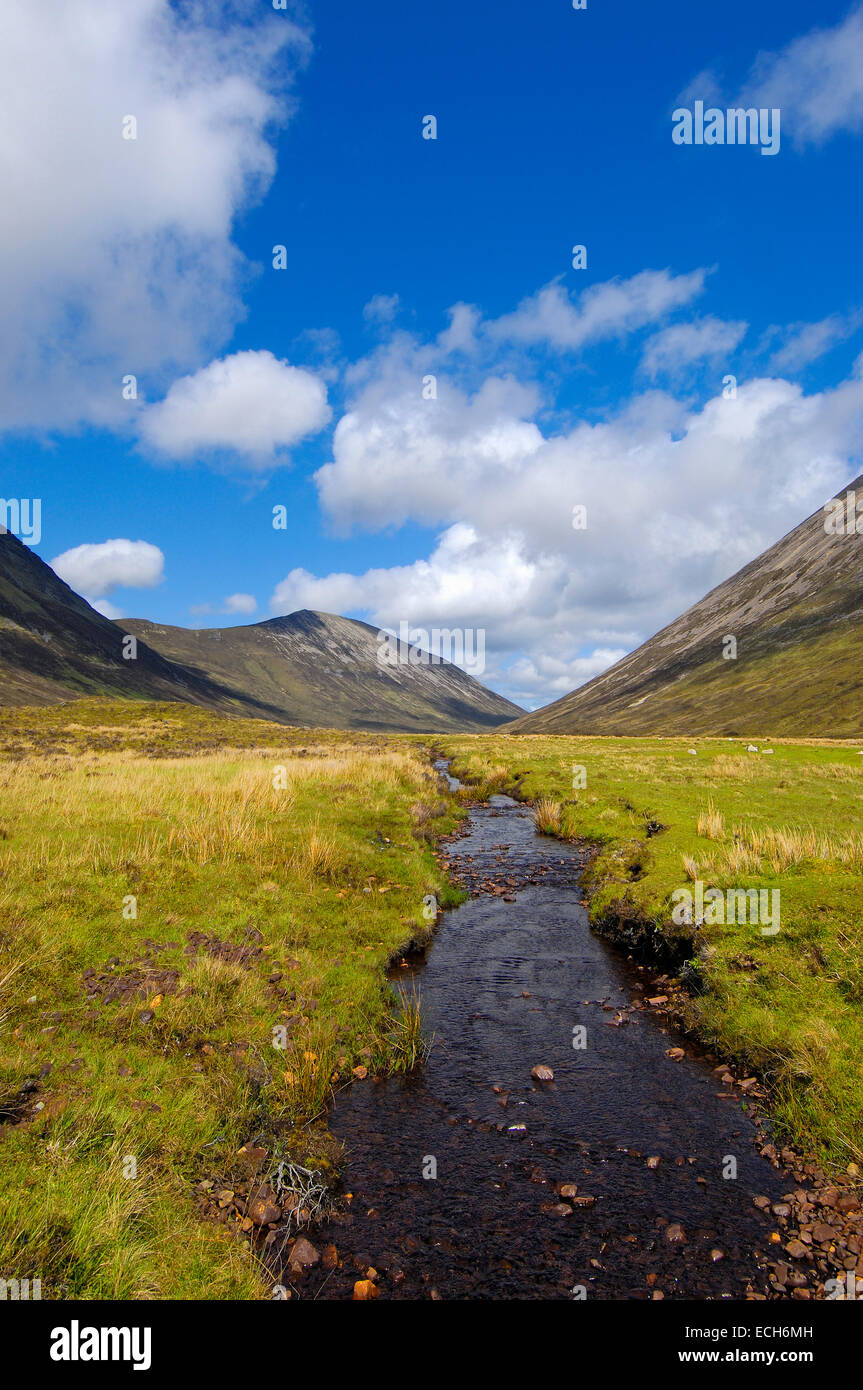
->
xmin=504 ymin=648 xmax=630 ymax=707
xmin=51 ymin=539 xmax=165 ymax=599
xmin=317 ymin=358 xmax=863 ymax=573
xmin=91 ymin=598 xmax=125 ymax=621
xmin=139 ymin=351 xmax=330 ymax=463
xmin=271 ymin=525 xmax=555 ymax=625
xmin=0 ymin=0 xmax=309 ymax=433
xmin=641 ymin=317 xmax=748 ymax=379
xmin=288 ymin=319 xmax=863 ymax=703
xmin=223 ymin=592 xmax=257 ymax=615
xmin=271 ymin=525 xmax=580 ymax=690
xmin=316 ymin=372 xmax=544 ymax=532
xmin=437 ymin=303 xmax=482 ymax=355
xmin=486 ymin=268 xmax=708 ymax=351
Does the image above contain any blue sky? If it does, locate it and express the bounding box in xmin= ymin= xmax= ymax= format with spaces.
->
xmin=2 ymin=0 xmax=863 ymax=707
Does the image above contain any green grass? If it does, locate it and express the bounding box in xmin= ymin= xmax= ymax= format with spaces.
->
xmin=0 ymin=697 xmax=363 ymax=757
xmin=440 ymin=732 xmax=863 ymax=1168
xmin=0 ymin=700 xmax=462 ymax=1299
xmin=9 ymin=702 xmax=860 ymax=1296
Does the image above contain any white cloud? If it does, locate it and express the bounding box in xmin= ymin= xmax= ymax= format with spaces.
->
xmin=139 ymin=350 xmax=330 ymax=463
xmin=437 ymin=303 xmax=481 ymax=354
xmin=743 ymin=5 xmax=863 ymax=144
xmin=687 ymin=5 xmax=863 ymax=148
xmin=363 ymin=294 xmax=400 ymax=324
xmin=291 ymin=323 xmax=863 ymax=703
xmin=92 ymin=598 xmax=125 ymax=621
xmin=189 ymin=592 xmax=259 ymax=617
xmin=51 ymin=539 xmax=165 ymax=599
xmin=504 ymin=648 xmax=629 ymax=708
xmin=486 ymin=268 xmax=708 ymax=351
xmin=0 ymin=0 xmax=309 ymax=433
xmin=272 ymin=525 xmax=553 ymax=626
xmin=223 ymin=592 xmax=257 ymax=615
xmin=316 ymin=372 xmax=544 ymax=532
xmin=767 ymin=312 xmax=863 ymax=373
xmin=641 ymin=317 xmax=748 ymax=378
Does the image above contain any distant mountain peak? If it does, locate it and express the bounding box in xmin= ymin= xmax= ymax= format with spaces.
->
xmin=0 ymin=532 xmax=521 ymax=732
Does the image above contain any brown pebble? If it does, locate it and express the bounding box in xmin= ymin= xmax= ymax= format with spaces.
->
xmin=249 ymin=1196 xmax=281 ymax=1226
xmin=288 ymin=1237 xmax=320 ymax=1271
xmin=811 ymin=1222 xmax=835 ymax=1244
xmin=785 ymin=1239 xmax=809 ymax=1260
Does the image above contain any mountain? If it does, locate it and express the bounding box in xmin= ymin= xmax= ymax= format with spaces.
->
xmin=123 ymin=611 xmax=522 ymax=732
xmin=0 ymin=526 xmax=253 ymax=712
xmin=0 ymin=529 xmax=521 ymax=731
xmin=510 ymin=476 xmax=863 ymax=738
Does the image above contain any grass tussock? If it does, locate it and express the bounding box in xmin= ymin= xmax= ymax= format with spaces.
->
xmin=721 ymin=823 xmax=863 ymax=874
xmin=697 ymin=800 xmax=725 ymax=841
xmin=681 ymin=853 xmax=700 ymax=882
xmin=533 ymin=797 xmax=563 ymax=835
xmin=386 ymin=984 xmax=433 ymax=1073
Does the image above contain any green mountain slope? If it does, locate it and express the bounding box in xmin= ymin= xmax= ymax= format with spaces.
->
xmin=0 ymin=527 xmax=258 ymax=713
xmin=124 ymin=610 xmax=522 ymax=732
xmin=0 ymin=530 xmax=521 ymax=731
xmin=510 ymin=476 xmax=863 ymax=738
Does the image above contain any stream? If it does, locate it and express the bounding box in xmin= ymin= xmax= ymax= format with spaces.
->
xmin=304 ymin=763 xmax=785 ymax=1299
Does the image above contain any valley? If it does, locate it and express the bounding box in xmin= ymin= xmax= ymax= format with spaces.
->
xmin=1 ymin=700 xmax=861 ymax=1302
xmin=1 ymin=477 xmax=862 ymax=1303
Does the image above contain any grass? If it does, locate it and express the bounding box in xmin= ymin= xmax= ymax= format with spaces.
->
xmin=0 ymin=699 xmax=462 ymax=1299
xmin=439 ymin=731 xmax=863 ymax=1168
xmin=9 ymin=699 xmax=859 ymax=1295
xmin=533 ymin=797 xmax=563 ymax=835
xmin=385 ymin=983 xmax=434 ymax=1072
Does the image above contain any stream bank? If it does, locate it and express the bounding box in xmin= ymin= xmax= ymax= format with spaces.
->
xmin=275 ymin=765 xmax=798 ymax=1299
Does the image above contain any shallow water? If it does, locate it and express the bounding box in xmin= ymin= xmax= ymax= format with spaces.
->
xmin=304 ymin=770 xmax=785 ymax=1300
